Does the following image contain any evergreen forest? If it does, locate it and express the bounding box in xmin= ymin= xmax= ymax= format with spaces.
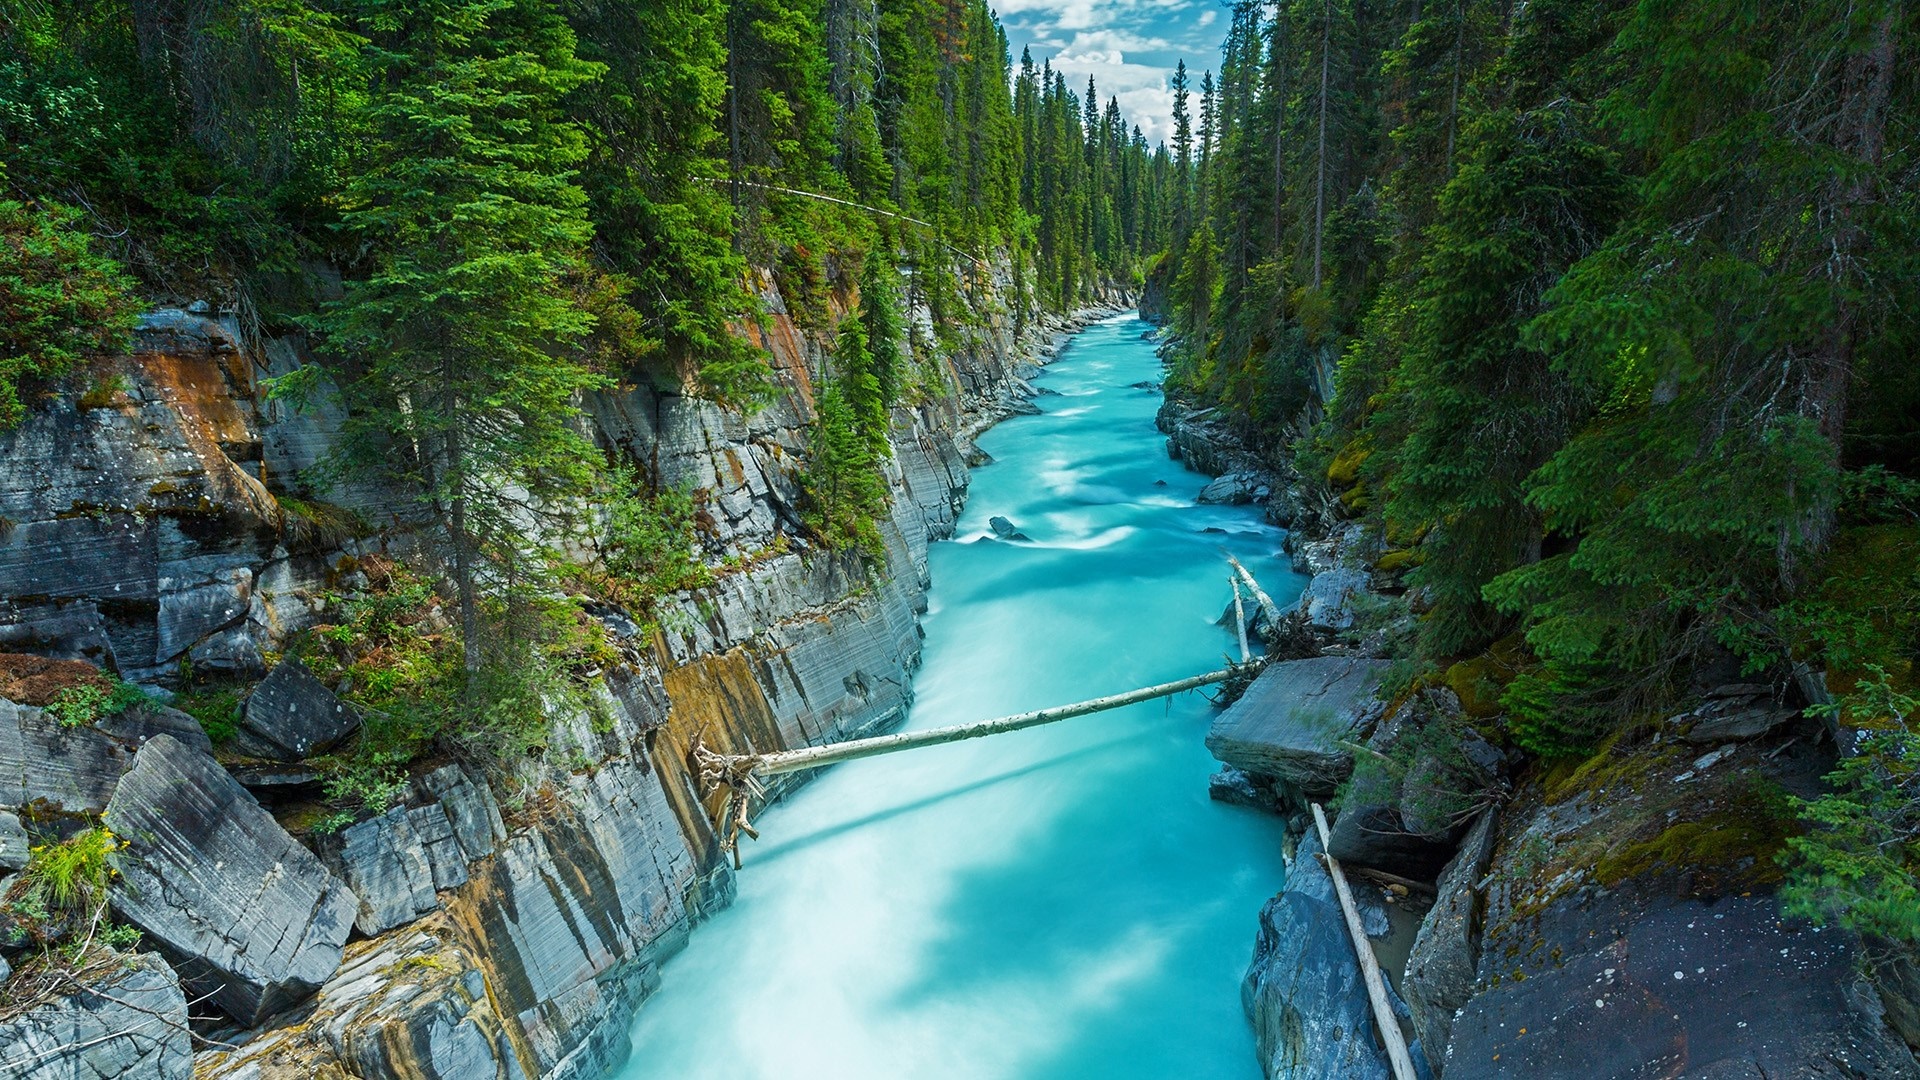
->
xmin=4 ymin=0 xmax=1920 ymax=1028
xmin=1152 ymin=0 xmax=1920 ymax=950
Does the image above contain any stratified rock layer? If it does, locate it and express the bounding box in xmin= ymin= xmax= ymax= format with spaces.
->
xmin=104 ymin=734 xmax=360 ymax=1026
xmin=0 ymin=953 xmax=192 ymax=1080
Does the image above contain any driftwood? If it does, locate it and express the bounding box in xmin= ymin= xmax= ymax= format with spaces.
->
xmin=1231 ymin=577 xmax=1252 ymax=663
xmin=1312 ymin=802 xmax=1419 ymax=1080
xmin=1226 ymin=554 xmax=1287 ymax=632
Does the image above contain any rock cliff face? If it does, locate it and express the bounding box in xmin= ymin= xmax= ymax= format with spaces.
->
xmin=0 ymin=265 xmax=1127 ymax=1077
xmin=1188 ymin=413 xmax=1920 ymax=1079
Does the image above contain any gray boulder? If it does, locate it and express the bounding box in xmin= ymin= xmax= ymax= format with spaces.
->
xmin=104 ymin=734 xmax=359 ymax=1025
xmin=1197 ymin=471 xmax=1266 ymax=505
xmin=1302 ymin=568 xmax=1372 ymax=632
xmin=1326 ymin=802 xmax=1456 ymax=881
xmin=95 ymin=701 xmax=212 ymax=753
xmin=0 ymin=698 xmax=135 ymax=815
xmin=1680 ymin=694 xmax=1800 ymax=744
xmin=1207 ymin=656 xmax=1388 ymax=798
xmin=0 ymin=952 xmax=191 ymax=1080
xmin=1244 ymin=830 xmax=1425 ymax=1080
xmin=233 ymin=655 xmax=360 ymax=761
xmin=1403 ymin=810 xmax=1498 ymax=1074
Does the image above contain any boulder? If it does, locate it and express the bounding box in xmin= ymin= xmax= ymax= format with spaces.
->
xmin=1243 ymin=829 xmax=1424 ymax=1080
xmin=1326 ymin=802 xmax=1456 ymax=881
xmin=1403 ymin=810 xmax=1498 ymax=1074
xmin=94 ymin=701 xmax=212 ymax=754
xmin=1680 ymin=694 xmax=1800 ymax=744
xmin=1301 ymin=567 xmax=1372 ymax=632
xmin=232 ymin=655 xmax=360 ymax=761
xmin=1206 ymin=656 xmax=1388 ymax=798
xmin=1197 ymin=471 xmax=1267 ymax=505
xmin=0 ymin=952 xmax=192 ymax=1080
xmin=0 ymin=698 xmax=135 ymax=815
xmin=104 ymin=734 xmax=359 ymax=1025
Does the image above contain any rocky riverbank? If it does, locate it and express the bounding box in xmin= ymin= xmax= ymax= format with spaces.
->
xmin=0 ymin=275 xmax=1131 ymax=1079
xmin=1158 ymin=396 xmax=1920 ymax=1079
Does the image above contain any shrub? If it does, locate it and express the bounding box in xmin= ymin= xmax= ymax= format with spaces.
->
xmin=1780 ymin=668 xmax=1920 ymax=943
xmin=44 ymin=677 xmax=146 ymax=727
xmin=0 ymin=191 xmax=140 ymax=429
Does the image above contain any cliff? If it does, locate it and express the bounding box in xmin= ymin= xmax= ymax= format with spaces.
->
xmin=0 ymin=269 xmax=1128 ymax=1078
xmin=1164 ymin=403 xmax=1920 ymax=1079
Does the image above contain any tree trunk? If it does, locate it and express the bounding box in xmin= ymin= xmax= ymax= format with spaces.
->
xmin=1313 ymin=0 xmax=1332 ymax=290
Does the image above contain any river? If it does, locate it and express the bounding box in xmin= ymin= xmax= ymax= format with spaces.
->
xmin=611 ymin=311 xmax=1304 ymax=1080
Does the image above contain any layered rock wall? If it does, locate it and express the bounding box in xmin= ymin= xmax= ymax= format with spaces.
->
xmin=0 ymin=260 xmax=1126 ymax=1077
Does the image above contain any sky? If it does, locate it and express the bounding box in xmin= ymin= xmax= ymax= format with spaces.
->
xmin=993 ymin=0 xmax=1236 ymax=147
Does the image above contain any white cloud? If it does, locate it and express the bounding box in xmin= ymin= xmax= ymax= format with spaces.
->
xmin=996 ymin=0 xmax=1227 ymax=146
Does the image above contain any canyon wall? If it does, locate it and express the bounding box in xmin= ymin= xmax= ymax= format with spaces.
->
xmin=0 ymin=272 xmax=1127 ymax=1079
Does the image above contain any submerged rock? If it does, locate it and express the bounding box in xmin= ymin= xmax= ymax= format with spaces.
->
xmin=0 ymin=952 xmax=192 ymax=1080
xmin=105 ymin=734 xmax=359 ymax=1025
xmin=232 ymin=654 xmax=360 ymax=761
xmin=1206 ymin=656 xmax=1388 ymax=799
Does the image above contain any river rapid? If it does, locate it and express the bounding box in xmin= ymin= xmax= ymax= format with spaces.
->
xmin=612 ymin=312 xmax=1305 ymax=1080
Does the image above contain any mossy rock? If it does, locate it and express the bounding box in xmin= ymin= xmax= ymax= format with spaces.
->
xmin=1374 ymin=548 xmax=1422 ymax=574
xmin=1338 ymin=481 xmax=1370 ymax=514
xmin=1593 ymin=797 xmax=1795 ymax=892
xmin=1327 ymin=441 xmax=1371 ymax=488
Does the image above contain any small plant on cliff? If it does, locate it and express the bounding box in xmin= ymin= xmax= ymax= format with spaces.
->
xmin=0 ymin=187 xmax=140 ymax=429
xmin=592 ymin=465 xmax=713 ymax=601
xmin=1781 ymin=668 xmax=1920 ymax=944
xmin=44 ymin=677 xmax=146 ymax=728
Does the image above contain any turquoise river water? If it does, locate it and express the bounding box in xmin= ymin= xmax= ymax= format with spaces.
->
xmin=613 ymin=312 xmax=1306 ymax=1080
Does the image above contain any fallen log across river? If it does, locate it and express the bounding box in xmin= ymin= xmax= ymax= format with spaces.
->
xmin=693 ymin=661 xmax=1257 ymax=865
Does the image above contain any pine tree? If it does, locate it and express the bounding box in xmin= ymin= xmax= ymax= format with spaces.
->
xmin=319 ymin=0 xmax=606 ymax=675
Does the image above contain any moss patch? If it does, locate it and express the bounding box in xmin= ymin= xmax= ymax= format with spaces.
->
xmin=1595 ymin=784 xmax=1796 ymax=892
xmin=1445 ymin=638 xmax=1527 ymax=719
xmin=1327 ymin=441 xmax=1371 ymax=488
xmin=1375 ymin=548 xmax=1423 ymax=573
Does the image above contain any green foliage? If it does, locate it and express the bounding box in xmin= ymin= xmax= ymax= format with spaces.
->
xmin=802 ymin=379 xmax=890 ymax=557
xmin=21 ymin=827 xmax=123 ymax=915
xmin=45 ymin=677 xmax=145 ymax=728
xmin=300 ymin=560 xmax=612 ymax=824
xmin=0 ymin=192 xmax=139 ymax=428
xmin=1782 ymin=669 xmax=1920 ymax=943
xmin=591 ymin=466 xmax=714 ymax=602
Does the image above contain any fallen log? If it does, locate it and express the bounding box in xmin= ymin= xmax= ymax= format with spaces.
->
xmin=1226 ymin=554 xmax=1287 ymax=632
xmin=1312 ymin=802 xmax=1419 ymax=1080
xmin=737 ymin=666 xmax=1243 ymax=778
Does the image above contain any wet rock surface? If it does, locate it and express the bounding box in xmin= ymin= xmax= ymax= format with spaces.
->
xmin=104 ymin=734 xmax=360 ymax=1026
xmin=1244 ymin=830 xmax=1423 ymax=1080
